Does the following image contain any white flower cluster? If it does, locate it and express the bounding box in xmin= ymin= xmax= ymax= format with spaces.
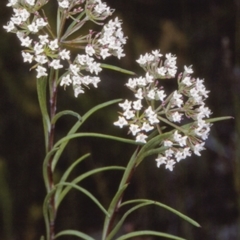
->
xmin=4 ymin=0 xmax=127 ymax=97
xmin=114 ymin=50 xmax=212 ymax=171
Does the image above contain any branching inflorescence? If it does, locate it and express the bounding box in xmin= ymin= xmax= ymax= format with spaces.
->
xmin=4 ymin=0 xmax=127 ymax=97
xmin=114 ymin=50 xmax=212 ymax=171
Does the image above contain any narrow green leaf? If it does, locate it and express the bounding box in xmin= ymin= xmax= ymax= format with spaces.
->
xmin=118 ymin=148 xmax=138 ymax=190
xmin=51 ymin=110 xmax=81 ymax=125
xmin=56 ymin=166 xmax=125 ymax=208
xmin=52 ymin=99 xmax=123 ymax=171
xmin=53 ymin=133 xmax=139 ymax=149
xmin=107 ymin=202 xmax=152 ymax=240
xmin=120 ymin=199 xmax=200 ymax=227
xmin=43 ymin=189 xmax=57 ymax=240
xmin=57 ymin=8 xmax=61 ymax=38
xmin=61 ymin=11 xmax=86 ymax=40
xmin=55 ymin=182 xmax=109 ymax=217
xmin=115 ymin=230 xmax=186 ymax=240
xmin=206 ymin=116 xmax=233 ymax=123
xmin=59 ymin=153 xmax=90 ymax=183
xmin=55 ymin=153 xmax=91 ymax=203
xmin=101 ymin=63 xmax=136 ymax=75
xmin=55 ymin=230 xmax=94 ymax=240
xmin=102 ymin=184 xmax=129 ymax=240
xmin=36 ymin=77 xmax=50 ymax=152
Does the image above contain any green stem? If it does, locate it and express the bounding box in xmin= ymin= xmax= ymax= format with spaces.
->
xmin=102 ymin=147 xmax=141 ymax=240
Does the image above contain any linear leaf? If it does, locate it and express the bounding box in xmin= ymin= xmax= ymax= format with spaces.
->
xmin=53 ymin=133 xmax=139 ymax=149
xmin=101 ymin=64 xmax=136 ymax=75
xmin=55 ymin=153 xmax=91 ymax=203
xmin=51 ymin=110 xmax=81 ymax=124
xmin=115 ymin=230 xmax=186 ymax=240
xmin=55 ymin=230 xmax=94 ymax=240
xmin=121 ymin=199 xmax=200 ymax=227
xmin=52 ymin=99 xmax=123 ymax=171
xmin=102 ymin=184 xmax=128 ymax=240
xmin=55 ymin=182 xmax=109 ymax=217
xmin=56 ymin=166 xmax=125 ymax=208
xmin=107 ymin=202 xmax=151 ymax=240
xmin=36 ymin=77 xmax=50 ymax=152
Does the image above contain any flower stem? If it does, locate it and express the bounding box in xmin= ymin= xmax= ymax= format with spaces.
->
xmin=47 ymin=70 xmax=58 ymax=240
xmin=105 ymin=147 xmax=140 ymax=239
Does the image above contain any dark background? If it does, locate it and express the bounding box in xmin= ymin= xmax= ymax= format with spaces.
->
xmin=0 ymin=0 xmax=239 ymax=239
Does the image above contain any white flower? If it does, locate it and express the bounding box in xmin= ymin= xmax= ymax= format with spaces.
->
xmin=22 ymin=52 xmax=33 ymax=63
xmin=58 ymin=49 xmax=70 ymax=60
xmin=49 ymin=39 xmax=59 ymax=51
xmin=157 ymin=67 xmax=166 ymax=76
xmin=184 ymin=65 xmax=193 ymax=74
xmin=175 ymin=150 xmax=184 ymax=162
xmin=126 ymin=78 xmax=137 ymax=89
xmin=60 ymin=74 xmax=72 ymax=86
xmin=141 ymin=122 xmax=153 ymax=132
xmin=172 ymin=91 xmax=183 ymax=107
xmin=35 ymin=55 xmax=48 ymax=64
xmin=156 ymin=90 xmax=166 ymax=101
xmin=152 ymin=49 xmax=163 ymax=58
xmin=145 ymin=106 xmax=155 ymax=117
xmin=7 ymin=0 xmax=17 ymax=7
xmin=85 ymin=45 xmax=95 ymax=56
xmin=123 ymin=109 xmax=135 ymax=119
xmin=50 ymin=59 xmax=63 ymax=69
xmin=26 ymin=0 xmax=35 ymax=6
xmin=58 ymin=0 xmax=69 ymax=8
xmin=114 ymin=116 xmax=128 ymax=128
xmin=91 ymin=76 xmax=100 ymax=88
xmin=15 ymin=8 xmax=30 ymax=22
xmin=165 ymin=149 xmax=174 ymax=157
xmin=70 ymin=64 xmax=79 ymax=76
xmin=39 ymin=35 xmax=49 ymax=45
xmin=36 ymin=65 xmax=48 ymax=78
xmin=145 ymin=72 xmax=154 ymax=83
xmin=34 ymin=43 xmax=44 ymax=55
xmin=119 ymin=100 xmax=132 ymax=111
xmin=197 ymin=105 xmax=211 ymax=119
xmin=19 ymin=36 xmax=32 ymax=47
xmin=74 ymin=86 xmax=84 ymax=97
xmin=136 ymin=133 xmax=148 ymax=143
xmin=136 ymin=54 xmax=147 ymax=65
xmin=163 ymin=140 xmax=173 ymax=147
xmin=129 ymin=124 xmax=141 ymax=136
xmin=182 ymin=147 xmax=191 ymax=159
xmin=165 ymin=159 xmax=176 ymax=171
xmin=193 ymin=142 xmax=205 ymax=156
xmin=28 ymin=22 xmax=38 ymax=33
xmin=148 ymin=113 xmax=159 ymax=124
xmin=182 ymin=76 xmax=192 ymax=86
xmin=135 ymin=88 xmax=143 ymax=99
xmin=3 ymin=21 xmax=15 ymax=32
xmin=36 ymin=18 xmax=48 ymax=27
xmin=171 ymin=111 xmax=182 ymax=122
xmin=87 ymin=61 xmax=102 ymax=74
xmin=132 ymin=99 xmax=142 ymax=111
xmin=147 ymin=89 xmax=155 ymax=100
xmin=100 ymin=48 xmax=111 ymax=59
xmin=77 ymin=54 xmax=87 ymax=65
xmin=155 ymin=155 xmax=167 ymax=168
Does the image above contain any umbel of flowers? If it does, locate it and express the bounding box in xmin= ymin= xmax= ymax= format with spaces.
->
xmin=114 ymin=50 xmax=212 ymax=171
xmin=4 ymin=0 xmax=127 ymax=97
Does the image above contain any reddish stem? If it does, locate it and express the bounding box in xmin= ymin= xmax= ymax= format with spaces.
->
xmin=47 ymin=73 xmax=58 ymax=240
